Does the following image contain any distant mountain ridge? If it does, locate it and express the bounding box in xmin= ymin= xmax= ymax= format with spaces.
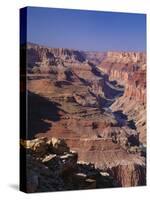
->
xmin=26 ymin=42 xmax=146 ymax=72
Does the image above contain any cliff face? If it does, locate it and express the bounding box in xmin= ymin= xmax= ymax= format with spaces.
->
xmin=99 ymin=52 xmax=146 ymax=144
xmin=99 ymin=51 xmax=146 ymax=83
xmin=109 ymin=161 xmax=146 ymax=187
xmin=27 ymin=43 xmax=86 ymax=73
xmin=22 ymin=43 xmax=146 ymax=189
xmin=103 ymin=51 xmax=146 ymax=63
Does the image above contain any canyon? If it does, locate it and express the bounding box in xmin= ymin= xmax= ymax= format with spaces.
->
xmin=99 ymin=51 xmax=146 ymax=144
xmin=21 ymin=43 xmax=146 ymax=191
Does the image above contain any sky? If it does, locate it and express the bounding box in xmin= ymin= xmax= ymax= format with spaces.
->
xmin=25 ymin=7 xmax=146 ymax=52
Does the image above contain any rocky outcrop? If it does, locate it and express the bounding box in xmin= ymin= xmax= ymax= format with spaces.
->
xmin=21 ymin=137 xmax=146 ymax=191
xmin=21 ymin=137 xmax=117 ymax=193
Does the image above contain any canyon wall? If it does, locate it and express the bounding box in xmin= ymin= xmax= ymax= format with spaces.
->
xmin=99 ymin=52 xmax=146 ymax=144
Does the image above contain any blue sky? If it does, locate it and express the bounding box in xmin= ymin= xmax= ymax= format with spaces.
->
xmin=26 ymin=7 xmax=146 ymax=52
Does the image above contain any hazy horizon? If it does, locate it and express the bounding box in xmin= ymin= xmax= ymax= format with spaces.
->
xmin=27 ymin=41 xmax=146 ymax=53
xmin=25 ymin=7 xmax=146 ymax=52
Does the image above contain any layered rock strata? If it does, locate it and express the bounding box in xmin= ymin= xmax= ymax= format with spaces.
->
xmin=22 ymin=43 xmax=146 ymax=188
xmin=99 ymin=52 xmax=146 ymax=144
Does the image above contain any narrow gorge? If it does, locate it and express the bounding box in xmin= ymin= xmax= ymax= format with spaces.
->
xmin=21 ymin=43 xmax=146 ymax=192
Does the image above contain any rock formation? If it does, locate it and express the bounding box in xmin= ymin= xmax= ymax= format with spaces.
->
xmin=21 ymin=137 xmax=117 ymax=192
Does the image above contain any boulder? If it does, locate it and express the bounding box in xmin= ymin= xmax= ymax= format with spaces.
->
xmin=21 ymin=137 xmax=48 ymax=157
xmin=51 ymin=137 xmax=70 ymax=155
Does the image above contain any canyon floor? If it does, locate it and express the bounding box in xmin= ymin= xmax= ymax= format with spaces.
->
xmin=21 ymin=43 xmax=146 ymax=192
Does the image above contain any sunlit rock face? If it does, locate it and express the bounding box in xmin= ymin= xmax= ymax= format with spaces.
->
xmin=22 ymin=43 xmax=146 ymax=188
xmin=98 ymin=51 xmax=146 ymax=144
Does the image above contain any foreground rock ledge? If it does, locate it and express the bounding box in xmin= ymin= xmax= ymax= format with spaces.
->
xmin=21 ymin=137 xmax=146 ymax=192
xmin=20 ymin=137 xmax=118 ymax=193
